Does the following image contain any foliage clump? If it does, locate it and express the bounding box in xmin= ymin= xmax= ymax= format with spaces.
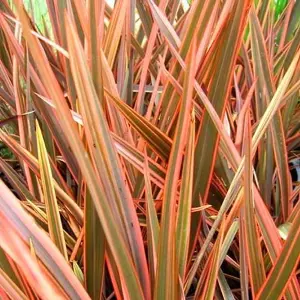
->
xmin=0 ymin=0 xmax=299 ymax=299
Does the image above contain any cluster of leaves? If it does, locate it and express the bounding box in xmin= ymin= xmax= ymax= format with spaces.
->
xmin=0 ymin=0 xmax=299 ymax=299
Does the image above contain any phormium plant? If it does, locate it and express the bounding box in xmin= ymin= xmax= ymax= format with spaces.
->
xmin=0 ymin=0 xmax=299 ymax=299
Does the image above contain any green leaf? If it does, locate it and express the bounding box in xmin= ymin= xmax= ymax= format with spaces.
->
xmin=36 ymin=121 xmax=68 ymax=260
xmin=154 ymin=39 xmax=196 ymax=300
xmin=278 ymin=222 xmax=292 ymax=240
xmin=106 ymin=89 xmax=172 ymax=161
xmin=144 ymin=151 xmax=159 ymax=289
xmin=176 ymin=113 xmax=195 ymax=279
xmin=84 ymin=190 xmax=105 ymax=299
xmin=72 ymin=261 xmax=84 ymax=285
xmin=103 ymin=0 xmax=127 ymax=67
xmin=257 ymin=210 xmax=300 ymax=300
xmin=198 ymin=220 xmax=225 ymax=300
xmin=243 ymin=112 xmax=265 ymax=295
